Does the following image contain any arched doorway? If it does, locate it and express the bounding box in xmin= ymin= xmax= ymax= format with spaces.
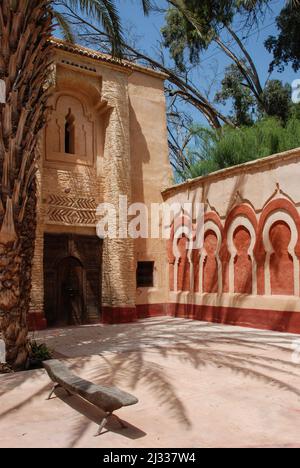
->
xmin=44 ymin=233 xmax=102 ymax=327
xmin=58 ymin=257 xmax=85 ymax=326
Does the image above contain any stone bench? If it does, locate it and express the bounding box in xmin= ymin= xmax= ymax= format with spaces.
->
xmin=43 ymin=359 xmax=138 ymax=436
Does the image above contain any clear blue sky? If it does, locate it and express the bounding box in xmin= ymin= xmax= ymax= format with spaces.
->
xmin=117 ymin=0 xmax=299 ymax=123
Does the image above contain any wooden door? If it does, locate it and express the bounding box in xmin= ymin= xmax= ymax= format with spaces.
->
xmin=44 ymin=233 xmax=102 ymax=327
xmin=58 ymin=256 xmax=85 ymax=325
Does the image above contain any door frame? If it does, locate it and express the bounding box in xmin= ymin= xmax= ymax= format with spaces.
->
xmin=43 ymin=232 xmax=102 ymax=327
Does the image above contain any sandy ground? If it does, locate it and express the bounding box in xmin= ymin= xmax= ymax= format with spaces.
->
xmin=1 ymin=317 xmax=300 ymax=448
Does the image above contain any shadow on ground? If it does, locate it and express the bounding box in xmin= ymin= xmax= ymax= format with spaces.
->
xmin=1 ymin=318 xmax=300 ymax=448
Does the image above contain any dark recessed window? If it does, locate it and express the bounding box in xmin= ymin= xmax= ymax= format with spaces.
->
xmin=137 ymin=261 xmax=154 ymax=288
xmin=65 ymin=108 xmax=75 ymax=154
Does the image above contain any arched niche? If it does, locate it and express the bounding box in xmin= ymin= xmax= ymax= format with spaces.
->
xmin=45 ymin=92 xmax=96 ymax=165
xmin=171 ymin=215 xmax=195 ymax=292
xmin=227 ymin=216 xmax=257 ymax=295
xmin=199 ymin=221 xmax=223 ymax=294
xmin=263 ymin=211 xmax=299 ymax=296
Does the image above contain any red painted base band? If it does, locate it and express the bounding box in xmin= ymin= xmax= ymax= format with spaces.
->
xmin=137 ymin=303 xmax=167 ymax=319
xmin=101 ymin=307 xmax=138 ymax=324
xmin=28 ymin=303 xmax=300 ymax=334
xmin=167 ymin=303 xmax=300 ymax=334
xmin=101 ymin=304 xmax=167 ymax=323
xmin=27 ymin=313 xmax=48 ymax=331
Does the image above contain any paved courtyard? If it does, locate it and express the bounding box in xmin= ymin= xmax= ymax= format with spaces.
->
xmin=1 ymin=317 xmax=300 ymax=448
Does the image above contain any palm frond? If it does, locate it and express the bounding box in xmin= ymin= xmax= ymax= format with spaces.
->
xmin=59 ymin=0 xmax=124 ymax=56
xmin=141 ymin=0 xmax=152 ymax=15
xmin=287 ymin=0 xmax=300 ymax=7
xmin=54 ymin=11 xmax=75 ymax=43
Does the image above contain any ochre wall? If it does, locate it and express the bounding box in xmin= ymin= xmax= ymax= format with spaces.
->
xmin=29 ymin=47 xmax=171 ymax=329
xmin=163 ymin=148 xmax=300 ymax=334
xmin=128 ymin=71 xmax=171 ymax=313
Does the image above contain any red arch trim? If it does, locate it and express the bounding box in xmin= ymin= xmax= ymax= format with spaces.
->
xmin=256 ymin=198 xmax=300 ymax=258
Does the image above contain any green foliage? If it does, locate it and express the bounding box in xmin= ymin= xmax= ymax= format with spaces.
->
xmin=162 ymin=0 xmax=294 ymax=124
xmin=215 ymin=63 xmax=255 ymax=126
xmin=53 ymin=0 xmax=124 ymax=56
xmin=161 ymin=6 xmax=207 ymax=72
xmin=177 ymin=117 xmax=300 ymax=180
xmin=29 ymin=341 xmax=53 ymax=362
xmin=161 ymin=0 xmax=240 ymax=72
xmin=290 ymin=103 xmax=300 ymax=120
xmin=216 ymin=67 xmax=293 ymax=124
xmin=260 ymin=80 xmax=291 ymax=122
xmin=265 ymin=4 xmax=300 ymax=72
xmin=0 ymin=363 xmax=13 ymax=374
xmin=53 ymin=0 xmax=153 ymax=56
xmin=161 ymin=0 xmax=269 ymax=71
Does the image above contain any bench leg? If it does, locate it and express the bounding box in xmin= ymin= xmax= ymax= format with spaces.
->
xmin=47 ymin=384 xmax=61 ymax=400
xmin=47 ymin=384 xmax=73 ymax=401
xmin=113 ymin=414 xmax=128 ymax=429
xmin=95 ymin=415 xmax=108 ymax=437
xmin=94 ymin=412 xmax=128 ymax=436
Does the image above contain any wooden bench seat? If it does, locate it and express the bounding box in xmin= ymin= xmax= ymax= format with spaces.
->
xmin=44 ymin=359 xmax=138 ymax=435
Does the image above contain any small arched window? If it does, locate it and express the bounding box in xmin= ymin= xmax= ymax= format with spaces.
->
xmin=65 ymin=109 xmax=75 ymax=154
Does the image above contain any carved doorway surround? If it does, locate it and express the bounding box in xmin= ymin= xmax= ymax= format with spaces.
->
xmin=44 ymin=233 xmax=102 ymax=327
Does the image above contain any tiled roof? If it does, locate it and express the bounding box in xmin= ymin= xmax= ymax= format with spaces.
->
xmin=51 ymin=38 xmax=167 ymax=79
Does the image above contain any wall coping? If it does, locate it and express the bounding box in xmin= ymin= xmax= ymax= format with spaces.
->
xmin=162 ymin=147 xmax=300 ymax=198
xmin=51 ymin=38 xmax=168 ymax=80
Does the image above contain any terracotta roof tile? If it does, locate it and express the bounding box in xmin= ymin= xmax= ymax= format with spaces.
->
xmin=51 ymin=38 xmax=167 ymax=79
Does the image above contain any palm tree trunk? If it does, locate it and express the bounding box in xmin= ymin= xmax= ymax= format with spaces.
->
xmin=0 ymin=0 xmax=54 ymax=369
xmin=0 ymin=180 xmax=37 ymax=368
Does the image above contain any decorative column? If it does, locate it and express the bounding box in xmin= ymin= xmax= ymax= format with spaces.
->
xmin=100 ymin=70 xmax=137 ymax=323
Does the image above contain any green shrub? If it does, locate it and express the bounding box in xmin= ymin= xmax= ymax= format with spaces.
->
xmin=177 ymin=117 xmax=300 ymax=181
xmin=29 ymin=341 xmax=52 ymax=363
